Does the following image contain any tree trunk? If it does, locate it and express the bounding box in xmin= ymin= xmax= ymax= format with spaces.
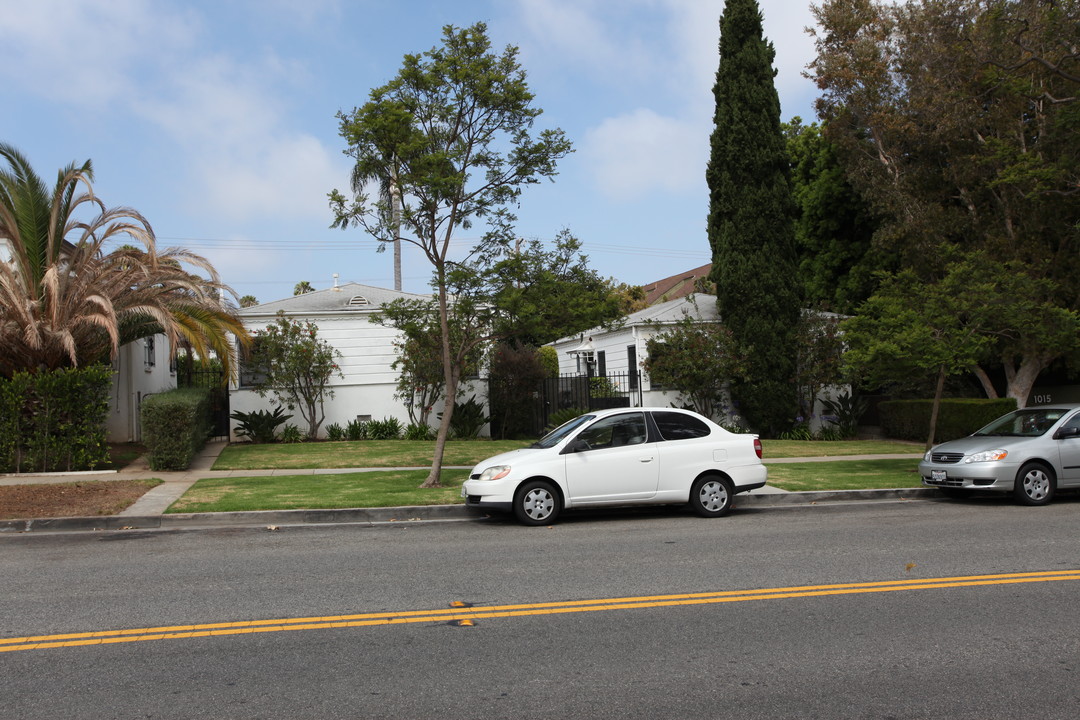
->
xmin=1005 ymin=356 xmax=1046 ymax=409
xmin=422 ymin=281 xmax=455 ymax=488
xmin=971 ymin=366 xmax=999 ymax=399
xmin=926 ymin=365 xmax=946 ymax=452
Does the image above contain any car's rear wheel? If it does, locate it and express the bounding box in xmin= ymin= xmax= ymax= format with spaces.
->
xmin=513 ymin=480 xmax=561 ymax=525
xmin=690 ymin=475 xmax=734 ymax=517
xmin=1013 ymin=462 xmax=1055 ymax=506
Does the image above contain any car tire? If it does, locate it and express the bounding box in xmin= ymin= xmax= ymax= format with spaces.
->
xmin=513 ymin=480 xmax=561 ymax=526
xmin=1013 ymin=462 xmax=1055 ymax=506
xmin=690 ymin=475 xmax=734 ymax=518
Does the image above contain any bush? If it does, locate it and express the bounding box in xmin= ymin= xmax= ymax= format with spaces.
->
xmin=879 ymin=398 xmax=1018 ymax=443
xmin=230 ymin=406 xmax=292 ymax=444
xmin=142 ymin=388 xmax=211 ymax=471
xmin=443 ymin=396 xmax=490 ymax=439
xmin=279 ymin=424 xmax=304 ymax=443
xmin=404 ymin=423 xmax=436 ymax=441
xmin=346 ymin=419 xmax=369 ymax=441
xmin=325 ymin=422 xmax=345 ymax=441
xmin=367 ymin=417 xmax=402 ymax=440
xmin=0 ymin=366 xmax=112 ymax=473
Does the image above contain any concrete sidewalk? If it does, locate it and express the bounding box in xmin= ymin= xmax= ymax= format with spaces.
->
xmin=0 ymin=445 xmax=934 ymax=534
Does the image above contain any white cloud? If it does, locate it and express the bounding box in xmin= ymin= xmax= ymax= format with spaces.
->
xmin=583 ymin=108 xmax=704 ymax=202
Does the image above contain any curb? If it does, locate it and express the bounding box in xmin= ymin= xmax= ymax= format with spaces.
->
xmin=0 ymin=488 xmax=944 ymax=535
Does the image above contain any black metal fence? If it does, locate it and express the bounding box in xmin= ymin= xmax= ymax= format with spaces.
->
xmin=489 ymin=371 xmax=642 ymax=439
xmin=177 ymin=365 xmax=231 ymax=440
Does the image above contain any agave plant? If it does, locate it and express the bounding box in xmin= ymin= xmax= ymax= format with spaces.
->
xmin=0 ymin=143 xmax=248 ymax=377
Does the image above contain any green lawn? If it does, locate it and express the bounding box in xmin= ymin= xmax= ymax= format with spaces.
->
xmin=212 ymin=438 xmax=921 ymax=471
xmin=765 ymin=459 xmax=923 ymax=491
xmin=168 ymin=470 xmax=469 ymax=514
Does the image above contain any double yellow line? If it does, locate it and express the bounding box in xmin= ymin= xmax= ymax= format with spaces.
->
xmin=4 ymin=570 xmax=1078 ymax=654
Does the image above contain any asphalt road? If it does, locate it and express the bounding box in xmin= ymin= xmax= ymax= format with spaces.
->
xmin=3 ymin=496 xmax=1080 ymax=719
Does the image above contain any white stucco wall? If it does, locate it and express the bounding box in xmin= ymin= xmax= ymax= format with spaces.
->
xmin=105 ymin=334 xmax=177 ymax=442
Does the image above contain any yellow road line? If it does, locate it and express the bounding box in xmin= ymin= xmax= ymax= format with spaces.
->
xmin=3 ymin=570 xmax=1078 ymax=653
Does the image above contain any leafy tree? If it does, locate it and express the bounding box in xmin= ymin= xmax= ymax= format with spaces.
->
xmin=247 ymin=313 xmax=343 ymax=439
xmin=707 ymin=0 xmax=802 ymax=437
xmin=0 ymin=143 xmax=247 ymax=378
xmin=643 ymin=306 xmax=747 ymax=421
xmin=793 ymin=310 xmax=846 ymax=425
xmin=239 ymin=295 xmax=259 ymax=308
xmin=810 ymin=0 xmax=1080 ymax=390
xmin=293 ymin=281 xmax=314 ymax=296
xmin=331 ymin=22 xmax=572 ymax=486
xmin=488 ymin=342 xmax=549 ymax=439
xmin=784 ymin=118 xmax=889 ymax=314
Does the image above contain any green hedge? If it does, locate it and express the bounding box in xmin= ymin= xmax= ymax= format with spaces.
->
xmin=141 ymin=388 xmax=211 ymax=471
xmin=879 ymin=398 xmax=1018 ymax=443
xmin=0 ymin=366 xmax=112 ymax=473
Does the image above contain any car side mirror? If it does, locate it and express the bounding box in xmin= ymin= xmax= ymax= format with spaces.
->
xmin=1054 ymin=426 xmax=1080 ymax=440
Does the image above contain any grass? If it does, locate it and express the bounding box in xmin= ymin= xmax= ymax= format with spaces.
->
xmin=212 ymin=438 xmax=921 ymax=471
xmin=168 ymin=470 xmax=469 ymax=514
xmin=765 ymin=459 xmax=923 ymax=491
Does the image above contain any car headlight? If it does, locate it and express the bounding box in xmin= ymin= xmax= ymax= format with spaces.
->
xmin=964 ymin=450 xmax=1008 ymax=463
xmin=923 ymin=450 xmax=933 ymax=461
xmin=478 ymin=465 xmax=511 ymax=482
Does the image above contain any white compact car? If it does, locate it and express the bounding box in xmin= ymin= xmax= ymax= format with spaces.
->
xmin=462 ymin=407 xmax=767 ymax=525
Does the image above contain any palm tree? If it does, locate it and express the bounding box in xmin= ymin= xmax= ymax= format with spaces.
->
xmin=293 ymin=281 xmax=314 ymax=295
xmin=0 ymin=143 xmax=249 ymax=378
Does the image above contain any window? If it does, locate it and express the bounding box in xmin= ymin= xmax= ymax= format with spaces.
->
xmin=627 ymin=345 xmax=638 ymax=390
xmin=144 ymin=336 xmax=156 ymax=368
xmin=575 ymin=412 xmax=647 ymax=451
xmin=238 ymin=337 xmax=268 ymax=388
xmin=652 ymin=411 xmax=711 ymax=441
xmin=597 ymin=350 xmax=606 ymax=376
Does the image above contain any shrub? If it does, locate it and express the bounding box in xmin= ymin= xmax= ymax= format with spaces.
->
xmin=325 ymin=422 xmax=345 ymax=441
xmin=404 ymin=423 xmax=436 ymax=441
xmin=142 ymin=388 xmax=211 ymax=471
xmin=879 ymin=398 xmax=1018 ymax=443
xmin=0 ymin=366 xmax=112 ymax=473
xmin=367 ymin=417 xmax=402 ymax=440
xmin=821 ymin=391 xmax=869 ymax=439
xmin=443 ymin=396 xmax=490 ymax=439
xmin=345 ymin=419 xmax=369 ymax=441
xmin=279 ymin=424 xmax=304 ymax=443
xmin=230 ymin=406 xmax=292 ymax=444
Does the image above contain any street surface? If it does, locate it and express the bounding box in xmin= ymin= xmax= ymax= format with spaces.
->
xmin=3 ymin=496 xmax=1079 ymax=718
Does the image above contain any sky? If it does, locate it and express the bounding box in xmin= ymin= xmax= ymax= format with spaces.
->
xmin=0 ymin=0 xmax=822 ymax=304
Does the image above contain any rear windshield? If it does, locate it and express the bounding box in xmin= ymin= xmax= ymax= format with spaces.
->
xmin=974 ymin=409 xmax=1068 ymax=437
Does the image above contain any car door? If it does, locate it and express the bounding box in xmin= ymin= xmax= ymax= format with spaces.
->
xmin=563 ymin=412 xmax=659 ymax=503
xmin=1055 ymin=411 xmax=1080 ymax=486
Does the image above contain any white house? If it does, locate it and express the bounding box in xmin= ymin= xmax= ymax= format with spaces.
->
xmin=550 ymin=294 xmax=721 ymax=410
xmin=232 ymin=280 xmax=487 ymax=439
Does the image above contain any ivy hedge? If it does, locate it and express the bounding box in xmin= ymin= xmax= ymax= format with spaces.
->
xmin=141 ymin=388 xmax=212 ymax=471
xmin=0 ymin=366 xmax=112 ymax=473
xmin=879 ymin=398 xmax=1018 ymax=443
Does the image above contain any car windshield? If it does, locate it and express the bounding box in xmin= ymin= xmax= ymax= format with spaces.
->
xmin=973 ymin=409 xmax=1067 ymax=437
xmin=532 ymin=414 xmax=595 ymax=449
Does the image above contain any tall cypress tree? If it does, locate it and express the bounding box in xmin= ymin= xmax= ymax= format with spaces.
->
xmin=706 ymin=0 xmax=801 ymax=436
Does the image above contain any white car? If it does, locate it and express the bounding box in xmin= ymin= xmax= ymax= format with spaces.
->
xmin=462 ymin=407 xmax=767 ymax=525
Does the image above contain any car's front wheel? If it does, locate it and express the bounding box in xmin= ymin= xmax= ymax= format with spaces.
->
xmin=690 ymin=475 xmax=734 ymax=517
xmin=1013 ymin=462 xmax=1055 ymax=506
xmin=513 ymin=480 xmax=561 ymax=525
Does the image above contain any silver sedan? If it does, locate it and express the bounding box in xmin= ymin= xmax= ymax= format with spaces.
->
xmin=919 ymin=404 xmax=1080 ymax=505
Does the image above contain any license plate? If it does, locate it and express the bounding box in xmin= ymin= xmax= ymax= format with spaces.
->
xmin=931 ymin=470 xmax=947 ymax=482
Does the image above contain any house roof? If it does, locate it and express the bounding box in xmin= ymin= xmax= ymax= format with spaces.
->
xmin=640 ymin=263 xmax=712 ymax=306
xmin=237 ymin=282 xmax=431 ymax=317
xmin=553 ymin=294 xmax=719 ymax=346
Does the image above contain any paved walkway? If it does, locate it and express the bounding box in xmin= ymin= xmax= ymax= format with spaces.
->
xmin=0 ymin=444 xmax=931 ymax=533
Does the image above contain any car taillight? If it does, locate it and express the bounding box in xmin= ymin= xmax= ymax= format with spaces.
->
xmin=754 ymin=438 xmax=762 ymax=459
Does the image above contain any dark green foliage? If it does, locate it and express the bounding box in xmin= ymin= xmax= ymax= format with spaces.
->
xmin=230 ymin=406 xmax=293 ymax=444
xmin=325 ymin=423 xmax=345 ymax=441
xmin=403 ymin=423 xmax=436 ymax=441
xmin=820 ymin=390 xmax=870 ymax=439
xmin=367 ymin=417 xmax=402 ymax=440
xmin=441 ymin=396 xmax=490 ymax=439
xmin=707 ymin=0 xmax=801 ymax=436
xmin=142 ymin=388 xmax=211 ymax=471
xmin=0 ymin=366 xmax=111 ymax=473
xmin=279 ymin=425 xmax=304 ymax=444
xmin=879 ymin=398 xmax=1018 ymax=443
xmin=489 ymin=343 xmax=548 ymax=439
xmin=345 ymin=419 xmax=368 ymax=441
